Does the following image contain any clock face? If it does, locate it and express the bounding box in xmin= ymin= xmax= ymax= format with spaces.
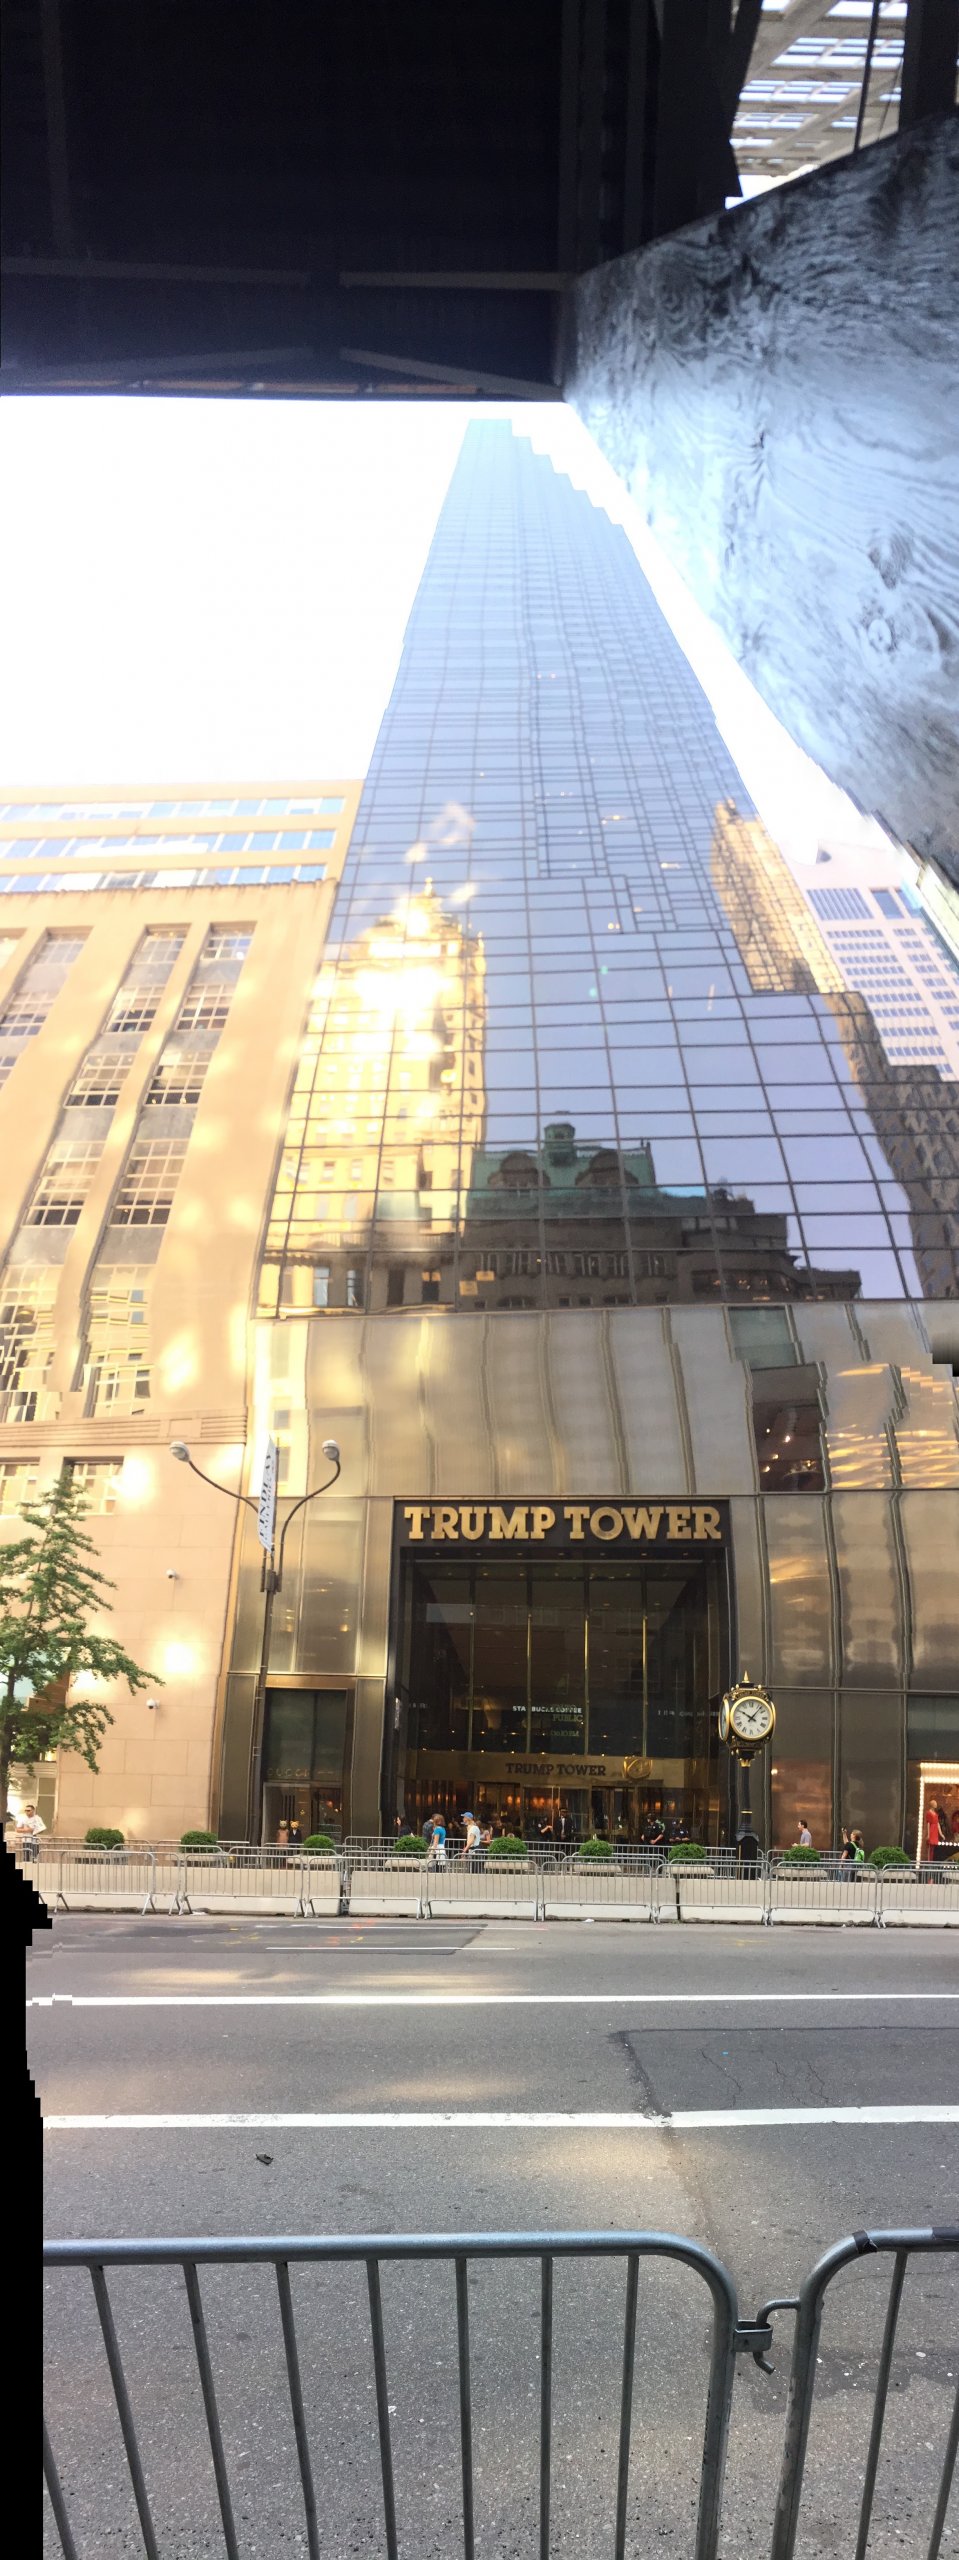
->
xmin=729 ymin=1692 xmax=775 ymax=1743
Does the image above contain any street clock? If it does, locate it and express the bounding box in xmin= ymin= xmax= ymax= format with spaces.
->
xmin=719 ymin=1675 xmax=776 ymax=1762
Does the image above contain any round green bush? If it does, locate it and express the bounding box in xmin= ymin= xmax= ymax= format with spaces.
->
xmin=867 ymin=1845 xmax=911 ymax=1868
xmin=486 ymin=1834 xmax=527 ymax=1858
xmin=180 ymin=1830 xmax=218 ymax=1849
xmin=780 ymin=1844 xmax=821 ymax=1863
xmin=84 ymin=1826 xmax=124 ymax=1849
xmin=303 ymin=1832 xmax=336 ymax=1853
xmin=577 ymin=1836 xmax=614 ymax=1859
xmin=393 ymin=1833 xmax=428 ymax=1856
xmin=667 ymin=1840 xmax=707 ymax=1862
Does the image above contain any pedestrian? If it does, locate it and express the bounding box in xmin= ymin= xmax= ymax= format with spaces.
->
xmin=838 ymin=1827 xmax=857 ymax=1879
xmin=426 ymin=1813 xmax=447 ymax=1867
xmin=924 ymin=1798 xmax=942 ymax=1866
xmin=15 ymin=1803 xmax=45 ymax=1863
xmin=461 ymin=1808 xmax=483 ymax=1865
xmin=796 ymin=1816 xmax=812 ymax=1848
xmin=421 ymin=1812 xmax=436 ymax=1845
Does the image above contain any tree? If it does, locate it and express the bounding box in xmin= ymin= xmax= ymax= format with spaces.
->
xmin=0 ymin=1474 xmax=157 ymax=1821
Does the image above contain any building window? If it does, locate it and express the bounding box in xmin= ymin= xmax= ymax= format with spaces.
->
xmin=312 ymin=1267 xmax=330 ymax=1308
xmin=0 ymin=932 xmax=87 ymax=1087
xmin=65 ymin=1042 xmax=136 ymax=1108
xmin=421 ymin=1270 xmax=441 ymax=1303
xmin=81 ymin=1271 xmax=151 ymax=1413
xmin=345 ymin=1268 xmax=363 ymax=1308
xmin=0 ymin=1459 xmax=40 ymax=1516
xmin=387 ymin=1265 xmax=406 ymax=1306
xmin=144 ymin=1037 xmax=217 ymax=1106
xmin=62 ymin=1457 xmax=123 ymax=1514
xmin=104 ymin=930 xmax=186 ymax=1034
xmin=25 ymin=1137 xmax=105 ymax=1226
xmin=751 ymin=1367 xmax=825 ymax=1490
xmin=110 ymin=1139 xmax=187 ymax=1226
xmin=729 ymin=1308 xmax=798 ymax=1369
xmin=0 ymin=1267 xmax=59 ymax=1422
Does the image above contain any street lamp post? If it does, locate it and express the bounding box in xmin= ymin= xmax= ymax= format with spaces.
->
xmin=170 ymin=1435 xmax=341 ymax=1843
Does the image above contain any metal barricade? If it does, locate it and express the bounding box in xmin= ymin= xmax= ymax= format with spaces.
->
xmin=877 ymin=1860 xmax=959 ymax=1926
xmin=42 ymin=2226 xmax=756 ymax=2560
xmin=766 ymin=2227 xmax=959 ymax=2560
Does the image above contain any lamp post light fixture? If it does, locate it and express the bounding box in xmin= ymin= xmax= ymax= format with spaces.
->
xmin=170 ymin=1433 xmax=342 ymax=1842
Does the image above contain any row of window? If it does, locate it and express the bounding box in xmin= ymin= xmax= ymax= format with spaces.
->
xmin=0 ymin=829 xmax=336 ymax=857
xmin=0 ymin=1456 xmax=122 ymax=1516
xmin=0 ymin=865 xmax=327 ymax=894
xmin=0 ymin=796 xmax=345 ymax=824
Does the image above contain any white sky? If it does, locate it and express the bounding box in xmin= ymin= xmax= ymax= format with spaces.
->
xmin=0 ymin=394 xmax=893 ymax=873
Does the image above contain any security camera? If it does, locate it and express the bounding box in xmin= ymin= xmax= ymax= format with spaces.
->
xmin=145 ymin=1698 xmax=159 ymax=1712
xmin=165 ymin=1568 xmax=180 ymax=1581
xmin=321 ymin=1439 xmax=341 ymax=1465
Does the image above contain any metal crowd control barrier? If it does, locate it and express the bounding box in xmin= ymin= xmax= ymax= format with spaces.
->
xmin=12 ymin=1835 xmax=959 ymax=1924
xmin=42 ymin=2227 xmax=758 ymax=2560
xmin=42 ymin=2225 xmax=959 ymax=2560
xmin=767 ymin=2228 xmax=959 ymax=2560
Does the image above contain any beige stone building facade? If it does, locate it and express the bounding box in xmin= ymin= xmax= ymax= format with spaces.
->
xmin=0 ymin=782 xmax=359 ymax=1837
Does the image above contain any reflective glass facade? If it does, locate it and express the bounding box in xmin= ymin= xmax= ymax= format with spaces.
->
xmin=260 ymin=423 xmax=959 ymax=1315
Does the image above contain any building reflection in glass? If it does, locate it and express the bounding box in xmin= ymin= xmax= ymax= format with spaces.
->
xmin=259 ymin=424 xmax=959 ymax=1313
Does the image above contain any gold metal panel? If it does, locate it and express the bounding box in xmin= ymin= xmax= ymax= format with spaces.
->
xmin=545 ymin=1312 xmax=626 ymax=1492
xmin=728 ymin=1496 xmax=769 ymax=1685
xmin=764 ymin=1497 xmax=835 ymax=1683
xmin=831 ymin=1492 xmax=904 ymax=1682
xmin=485 ymin=1318 xmax=555 ymax=1494
xmin=606 ymin=1310 xmax=690 ymax=1493
xmin=899 ymin=1491 xmax=959 ymax=1688
xmin=423 ymin=1318 xmax=493 ymax=1489
xmin=671 ymin=1308 xmax=755 ymax=1493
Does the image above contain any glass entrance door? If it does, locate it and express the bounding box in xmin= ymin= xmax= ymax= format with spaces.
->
xmin=395 ymin=1552 xmax=722 ymax=1842
xmin=261 ymin=1686 xmax=352 ymax=1842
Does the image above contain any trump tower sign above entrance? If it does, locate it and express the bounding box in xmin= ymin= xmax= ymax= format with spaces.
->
xmin=399 ymin=1501 xmax=727 ymax=1548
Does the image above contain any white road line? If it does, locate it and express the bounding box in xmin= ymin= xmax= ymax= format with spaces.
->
xmin=27 ymin=1990 xmax=959 ymax=2010
xmin=42 ymin=2105 xmax=959 ymax=2132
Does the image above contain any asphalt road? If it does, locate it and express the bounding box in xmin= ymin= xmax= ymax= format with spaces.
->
xmin=34 ymin=1917 xmax=959 ymax=2559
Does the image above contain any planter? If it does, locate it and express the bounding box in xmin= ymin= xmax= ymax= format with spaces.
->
xmin=767 ymin=1873 xmax=874 ymax=1926
xmin=675 ymin=1875 xmax=766 ymax=1925
xmin=347 ymin=1866 xmax=424 ymax=1916
xmin=541 ymin=1867 xmax=663 ymax=1922
xmin=425 ymin=1862 xmax=538 ymax=1919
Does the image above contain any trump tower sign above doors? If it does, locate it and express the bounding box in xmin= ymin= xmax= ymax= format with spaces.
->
xmin=397 ymin=1501 xmax=728 ymax=1548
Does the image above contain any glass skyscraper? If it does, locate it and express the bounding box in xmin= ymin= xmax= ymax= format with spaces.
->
xmin=260 ymin=421 xmax=959 ymax=1321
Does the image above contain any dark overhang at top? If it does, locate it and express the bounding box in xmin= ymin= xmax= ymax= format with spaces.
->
xmin=0 ymin=0 xmax=812 ymax=399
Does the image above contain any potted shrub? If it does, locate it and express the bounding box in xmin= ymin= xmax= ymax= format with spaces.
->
xmin=389 ymin=1833 xmax=428 ymax=1863
xmin=303 ymin=1831 xmax=336 ymax=1856
xmin=180 ymin=1830 xmax=219 ymax=1856
xmin=867 ymin=1845 xmax=910 ymax=1868
xmin=84 ymin=1826 xmax=124 ymax=1852
xmin=779 ymin=1844 xmax=822 ymax=1864
xmin=576 ymin=1836 xmax=613 ymax=1861
xmin=486 ymin=1834 xmax=527 ymax=1862
xmin=668 ymin=1840 xmax=715 ymax=1879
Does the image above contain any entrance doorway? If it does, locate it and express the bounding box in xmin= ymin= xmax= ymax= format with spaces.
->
xmin=261 ymin=1685 xmax=352 ymax=1843
xmin=391 ymin=1551 xmax=725 ymax=1843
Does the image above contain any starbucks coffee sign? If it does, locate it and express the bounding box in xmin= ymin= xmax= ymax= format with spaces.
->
xmin=399 ymin=1500 xmax=726 ymax=1548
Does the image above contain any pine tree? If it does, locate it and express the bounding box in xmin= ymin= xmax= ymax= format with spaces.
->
xmin=0 ymin=1473 xmax=157 ymax=1820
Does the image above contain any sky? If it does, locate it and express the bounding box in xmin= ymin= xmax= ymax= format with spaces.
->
xmin=0 ymin=394 xmax=894 ymax=875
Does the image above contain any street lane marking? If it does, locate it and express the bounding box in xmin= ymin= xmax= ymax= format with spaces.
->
xmin=28 ymin=1990 xmax=959 ymax=2010
xmin=42 ymin=2105 xmax=959 ymax=2132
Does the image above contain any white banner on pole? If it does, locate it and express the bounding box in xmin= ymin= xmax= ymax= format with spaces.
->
xmin=257 ymin=1437 xmax=279 ymax=1553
